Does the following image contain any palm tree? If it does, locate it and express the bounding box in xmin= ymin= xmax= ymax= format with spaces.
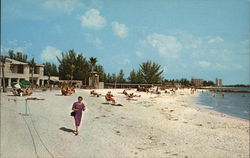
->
xmin=139 ymin=61 xmax=164 ymax=84
xmin=89 ymin=57 xmax=97 ymax=71
xmin=28 ymin=58 xmax=36 ymax=89
xmin=0 ymin=56 xmax=7 ymax=92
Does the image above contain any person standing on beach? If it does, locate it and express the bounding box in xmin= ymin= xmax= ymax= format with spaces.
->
xmin=72 ymin=96 xmax=86 ymax=135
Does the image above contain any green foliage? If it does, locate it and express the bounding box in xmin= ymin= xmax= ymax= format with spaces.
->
xmin=43 ymin=62 xmax=59 ymax=76
xmin=89 ymin=57 xmax=97 ymax=71
xmin=28 ymin=58 xmax=36 ymax=69
xmin=57 ymin=50 xmax=104 ymax=84
xmin=203 ymin=80 xmax=215 ymax=86
xmin=8 ymin=49 xmax=28 ymax=62
xmin=139 ymin=61 xmax=163 ymax=84
xmin=57 ymin=50 xmax=85 ymax=80
xmin=127 ymin=61 xmax=163 ymax=84
xmin=117 ymin=69 xmax=126 ymax=83
xmin=179 ymin=78 xmax=190 ymax=86
xmin=127 ymin=69 xmax=137 ymax=83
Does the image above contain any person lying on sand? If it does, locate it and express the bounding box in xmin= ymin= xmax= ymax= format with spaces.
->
xmin=26 ymin=97 xmax=45 ymax=100
xmin=90 ymin=90 xmax=101 ymax=97
xmin=105 ymin=91 xmax=116 ymax=104
xmin=137 ymin=87 xmax=149 ymax=93
xmin=127 ymin=93 xmax=141 ymax=99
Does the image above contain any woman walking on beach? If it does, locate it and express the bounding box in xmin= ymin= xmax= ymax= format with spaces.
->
xmin=72 ymin=96 xmax=86 ymax=135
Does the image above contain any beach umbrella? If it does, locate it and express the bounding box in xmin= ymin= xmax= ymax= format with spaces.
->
xmin=14 ymin=83 xmax=21 ymax=89
xmin=19 ymin=80 xmax=31 ymax=88
xmin=11 ymin=82 xmax=21 ymax=89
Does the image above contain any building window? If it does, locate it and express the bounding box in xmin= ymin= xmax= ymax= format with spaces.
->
xmin=17 ymin=65 xmax=24 ymax=74
xmin=34 ymin=67 xmax=39 ymax=74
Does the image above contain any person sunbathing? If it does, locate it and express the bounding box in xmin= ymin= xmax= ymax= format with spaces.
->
xmin=127 ymin=93 xmax=141 ymax=99
xmin=69 ymin=88 xmax=75 ymax=94
xmin=16 ymin=88 xmax=24 ymax=96
xmin=12 ymin=89 xmax=18 ymax=96
xmin=61 ymin=88 xmax=69 ymax=96
xmin=105 ymin=91 xmax=115 ymax=104
xmin=26 ymin=97 xmax=45 ymax=100
xmin=23 ymin=88 xmax=32 ymax=96
xmin=90 ymin=90 xmax=101 ymax=97
xmin=122 ymin=90 xmax=128 ymax=96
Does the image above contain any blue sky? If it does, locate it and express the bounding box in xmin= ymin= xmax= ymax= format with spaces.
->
xmin=1 ymin=0 xmax=249 ymax=85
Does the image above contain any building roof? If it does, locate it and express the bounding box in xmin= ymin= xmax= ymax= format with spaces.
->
xmin=6 ymin=58 xmax=28 ymax=65
xmin=6 ymin=57 xmax=44 ymax=66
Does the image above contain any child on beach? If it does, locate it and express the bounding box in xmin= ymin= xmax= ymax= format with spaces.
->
xmin=72 ymin=96 xmax=86 ymax=135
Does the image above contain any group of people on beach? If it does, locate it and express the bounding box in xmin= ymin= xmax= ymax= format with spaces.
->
xmin=61 ymin=87 xmax=75 ymax=96
xmin=12 ymin=88 xmax=32 ymax=96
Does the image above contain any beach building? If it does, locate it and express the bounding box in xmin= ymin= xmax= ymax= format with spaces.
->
xmin=215 ymin=78 xmax=222 ymax=87
xmin=191 ymin=78 xmax=203 ymax=87
xmin=89 ymin=71 xmax=104 ymax=89
xmin=0 ymin=57 xmax=59 ymax=88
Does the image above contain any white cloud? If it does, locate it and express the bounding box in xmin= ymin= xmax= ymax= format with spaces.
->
xmin=135 ymin=51 xmax=144 ymax=58
xmin=215 ymin=63 xmax=227 ymax=70
xmin=208 ymin=37 xmax=224 ymax=43
xmin=111 ymin=21 xmax=128 ymax=38
xmin=80 ymin=9 xmax=106 ymax=29
xmin=182 ymin=34 xmax=202 ymax=49
xmin=40 ymin=46 xmax=61 ymax=63
xmin=3 ymin=41 xmax=33 ymax=53
xmin=86 ymin=36 xmax=103 ymax=49
xmin=43 ymin=0 xmax=85 ymax=14
xmin=145 ymin=33 xmax=182 ymax=58
xmin=232 ymin=64 xmax=244 ymax=70
xmin=198 ymin=61 xmax=211 ymax=67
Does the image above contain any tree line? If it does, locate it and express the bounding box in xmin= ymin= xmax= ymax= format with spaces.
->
xmin=1 ymin=49 xmax=217 ymax=87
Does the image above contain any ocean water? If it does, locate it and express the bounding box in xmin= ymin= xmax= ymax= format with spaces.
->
xmin=196 ymin=90 xmax=250 ymax=120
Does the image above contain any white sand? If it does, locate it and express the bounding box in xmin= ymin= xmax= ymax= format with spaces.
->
xmin=1 ymin=88 xmax=249 ymax=158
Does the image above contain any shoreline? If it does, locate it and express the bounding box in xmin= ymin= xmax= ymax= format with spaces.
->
xmin=1 ymin=88 xmax=249 ymax=158
xmin=184 ymin=91 xmax=249 ymax=122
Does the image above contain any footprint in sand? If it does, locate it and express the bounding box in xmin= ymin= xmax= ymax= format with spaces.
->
xmin=115 ymin=130 xmax=121 ymax=136
xmin=196 ymin=123 xmax=203 ymax=126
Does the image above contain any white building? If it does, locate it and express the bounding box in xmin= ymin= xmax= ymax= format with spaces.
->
xmin=215 ymin=78 xmax=222 ymax=87
xmin=0 ymin=57 xmax=58 ymax=88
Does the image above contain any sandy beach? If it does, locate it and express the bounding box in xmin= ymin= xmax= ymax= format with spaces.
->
xmin=1 ymin=88 xmax=249 ymax=158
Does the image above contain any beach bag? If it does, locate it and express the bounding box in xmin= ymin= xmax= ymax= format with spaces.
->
xmin=70 ymin=111 xmax=76 ymax=116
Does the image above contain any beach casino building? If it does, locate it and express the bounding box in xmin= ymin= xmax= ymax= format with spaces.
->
xmin=0 ymin=57 xmax=59 ymax=88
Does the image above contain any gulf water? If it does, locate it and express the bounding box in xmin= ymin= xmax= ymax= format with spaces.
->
xmin=196 ymin=88 xmax=250 ymax=120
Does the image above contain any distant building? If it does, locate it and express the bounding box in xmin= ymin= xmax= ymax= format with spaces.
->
xmin=215 ymin=78 xmax=222 ymax=87
xmin=0 ymin=57 xmax=58 ymax=88
xmin=89 ymin=71 xmax=104 ymax=89
xmin=191 ymin=78 xmax=203 ymax=87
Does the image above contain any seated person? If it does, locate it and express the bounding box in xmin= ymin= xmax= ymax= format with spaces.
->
xmin=23 ymin=88 xmax=32 ymax=96
xmin=90 ymin=90 xmax=100 ymax=97
xmin=122 ymin=90 xmax=128 ymax=96
xmin=105 ymin=91 xmax=115 ymax=104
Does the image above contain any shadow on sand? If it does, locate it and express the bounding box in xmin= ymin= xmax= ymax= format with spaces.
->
xmin=59 ymin=127 xmax=75 ymax=133
xmin=101 ymin=103 xmax=123 ymax=106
